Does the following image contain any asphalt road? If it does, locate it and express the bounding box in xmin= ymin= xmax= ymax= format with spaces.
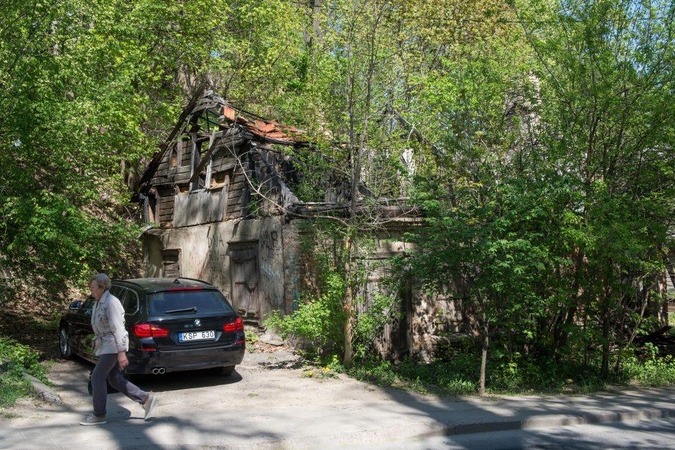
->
xmin=4 ymin=349 xmax=459 ymax=448
xmin=367 ymin=418 xmax=675 ymax=449
xmin=4 ymin=349 xmax=675 ymax=449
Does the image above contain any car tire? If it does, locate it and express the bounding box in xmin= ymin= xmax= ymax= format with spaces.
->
xmin=59 ymin=324 xmax=73 ymax=359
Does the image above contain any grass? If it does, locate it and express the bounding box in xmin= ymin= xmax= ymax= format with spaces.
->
xmin=341 ymin=348 xmax=675 ymax=398
xmin=0 ymin=337 xmax=49 ymax=410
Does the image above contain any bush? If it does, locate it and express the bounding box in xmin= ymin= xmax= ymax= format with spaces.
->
xmin=0 ymin=337 xmax=49 ymax=408
xmin=621 ymin=347 xmax=675 ymax=387
xmin=264 ymin=272 xmax=347 ymax=361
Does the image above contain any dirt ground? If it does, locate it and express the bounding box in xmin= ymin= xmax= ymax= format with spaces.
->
xmin=0 ymin=303 xmax=63 ymax=360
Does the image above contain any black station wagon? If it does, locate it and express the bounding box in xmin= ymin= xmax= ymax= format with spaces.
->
xmin=59 ymin=277 xmax=246 ymax=376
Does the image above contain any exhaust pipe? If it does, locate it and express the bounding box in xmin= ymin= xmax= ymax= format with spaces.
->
xmin=151 ymin=367 xmax=166 ymax=375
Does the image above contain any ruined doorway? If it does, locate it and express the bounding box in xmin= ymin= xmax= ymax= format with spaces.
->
xmin=229 ymin=243 xmax=260 ymax=322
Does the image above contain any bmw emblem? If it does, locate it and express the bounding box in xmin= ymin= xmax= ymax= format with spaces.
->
xmin=194 ymin=319 xmax=201 ymax=327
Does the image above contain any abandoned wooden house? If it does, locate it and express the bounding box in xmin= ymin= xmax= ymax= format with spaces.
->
xmin=133 ymin=91 xmax=675 ymax=361
xmin=132 ymin=91 xmax=461 ymax=360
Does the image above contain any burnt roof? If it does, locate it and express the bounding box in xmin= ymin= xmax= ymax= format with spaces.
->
xmin=135 ymin=91 xmax=309 ymax=196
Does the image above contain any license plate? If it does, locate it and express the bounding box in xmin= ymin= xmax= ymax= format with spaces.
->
xmin=178 ymin=330 xmax=216 ymax=342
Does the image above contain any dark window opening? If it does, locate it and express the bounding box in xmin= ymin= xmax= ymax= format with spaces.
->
xmin=210 ymin=169 xmax=232 ymax=190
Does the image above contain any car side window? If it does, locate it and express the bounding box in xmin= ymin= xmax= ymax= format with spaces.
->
xmin=124 ymin=290 xmax=139 ymax=315
xmin=110 ymin=285 xmax=126 ymax=302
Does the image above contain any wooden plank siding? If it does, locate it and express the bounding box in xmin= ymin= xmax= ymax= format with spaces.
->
xmin=143 ymin=125 xmax=259 ymax=228
xmin=157 ymin=188 xmax=175 ymax=225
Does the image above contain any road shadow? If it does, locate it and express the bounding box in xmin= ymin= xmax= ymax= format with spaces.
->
xmin=55 ymin=355 xmax=243 ymax=397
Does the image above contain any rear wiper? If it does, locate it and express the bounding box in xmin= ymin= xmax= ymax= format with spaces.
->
xmin=165 ymin=306 xmax=197 ymax=314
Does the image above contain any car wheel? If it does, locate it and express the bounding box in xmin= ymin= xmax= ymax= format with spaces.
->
xmin=59 ymin=324 xmax=73 ymax=359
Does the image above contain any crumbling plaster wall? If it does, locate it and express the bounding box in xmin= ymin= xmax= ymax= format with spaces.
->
xmin=141 ymin=217 xmax=287 ymax=319
xmin=141 ymin=215 xmax=466 ymax=359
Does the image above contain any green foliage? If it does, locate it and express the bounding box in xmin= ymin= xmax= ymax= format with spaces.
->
xmin=265 ymin=271 xmax=347 ymax=361
xmin=352 ymin=293 xmax=400 ymax=360
xmin=0 ymin=337 xmax=48 ymax=408
xmin=622 ymin=352 xmax=675 ymax=387
xmin=401 ymin=0 xmax=675 ymax=391
xmin=345 ymin=345 xmax=675 ymax=397
xmin=348 ymin=360 xmax=414 ymax=390
xmin=245 ymin=331 xmax=259 ymax=349
xmin=1 ymin=190 xmax=141 ymax=294
xmin=0 ymin=0 xmax=176 ymax=298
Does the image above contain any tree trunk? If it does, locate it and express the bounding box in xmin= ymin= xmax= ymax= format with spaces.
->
xmin=479 ymin=304 xmax=489 ymax=396
xmin=342 ymin=236 xmax=354 ymax=366
xmin=480 ymin=331 xmax=488 ymax=396
xmin=601 ymin=303 xmax=610 ymax=378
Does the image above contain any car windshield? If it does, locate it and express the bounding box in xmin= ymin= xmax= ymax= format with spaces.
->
xmin=148 ymin=290 xmax=233 ymax=315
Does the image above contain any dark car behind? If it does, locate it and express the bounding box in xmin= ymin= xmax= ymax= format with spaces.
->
xmin=59 ymin=277 xmax=245 ymax=376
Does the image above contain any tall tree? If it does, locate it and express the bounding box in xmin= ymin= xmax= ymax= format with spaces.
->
xmin=0 ymin=0 xmax=305 ymax=300
xmin=516 ymin=0 xmax=675 ymax=375
xmin=405 ymin=0 xmax=675 ymax=390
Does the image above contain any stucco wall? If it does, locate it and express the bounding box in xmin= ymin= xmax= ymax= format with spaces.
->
xmin=141 ymin=217 xmax=287 ymax=322
xmin=258 ymin=217 xmax=285 ymax=321
xmin=141 ymin=216 xmax=460 ymax=359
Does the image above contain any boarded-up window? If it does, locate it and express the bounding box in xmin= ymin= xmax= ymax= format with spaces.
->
xmin=157 ymin=188 xmax=175 ymax=225
xmin=162 ymin=249 xmax=181 ymax=278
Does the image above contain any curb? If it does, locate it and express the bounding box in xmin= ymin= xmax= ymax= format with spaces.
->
xmin=25 ymin=373 xmax=64 ymax=406
xmin=438 ymin=407 xmax=675 ymax=436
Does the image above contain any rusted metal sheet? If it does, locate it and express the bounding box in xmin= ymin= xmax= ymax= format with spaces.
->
xmin=222 ymin=104 xmax=306 ymax=145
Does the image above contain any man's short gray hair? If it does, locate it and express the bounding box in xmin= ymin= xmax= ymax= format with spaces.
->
xmin=89 ymin=273 xmax=111 ymax=291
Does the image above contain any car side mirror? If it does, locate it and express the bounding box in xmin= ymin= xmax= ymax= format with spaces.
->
xmin=69 ymin=300 xmax=83 ymax=310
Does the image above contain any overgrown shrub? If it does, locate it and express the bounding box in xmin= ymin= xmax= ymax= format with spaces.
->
xmin=352 ymin=293 xmax=400 ymax=361
xmin=265 ymin=271 xmax=347 ymax=361
xmin=622 ymin=345 xmax=675 ymax=386
xmin=0 ymin=337 xmax=48 ymax=408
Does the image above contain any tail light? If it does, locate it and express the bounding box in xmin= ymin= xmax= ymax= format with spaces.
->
xmin=132 ymin=323 xmax=170 ymax=338
xmin=223 ymin=317 xmax=244 ymax=333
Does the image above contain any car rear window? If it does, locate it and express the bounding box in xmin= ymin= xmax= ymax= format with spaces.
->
xmin=148 ymin=290 xmax=234 ymax=315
